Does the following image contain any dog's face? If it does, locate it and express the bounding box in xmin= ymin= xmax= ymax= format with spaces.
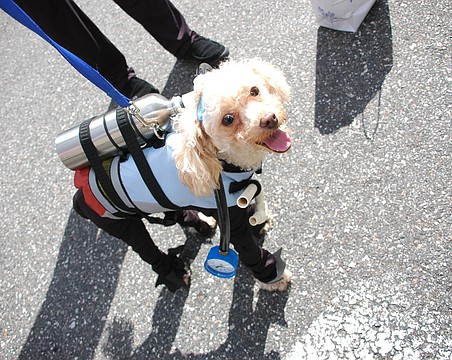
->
xmin=174 ymin=59 xmax=292 ymax=197
xmin=195 ymin=59 xmax=292 ymax=169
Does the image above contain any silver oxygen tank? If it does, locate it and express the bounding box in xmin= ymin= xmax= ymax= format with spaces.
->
xmin=55 ymin=92 xmax=193 ymax=170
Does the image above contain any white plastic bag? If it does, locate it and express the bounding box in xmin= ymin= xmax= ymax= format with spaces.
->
xmin=310 ymin=0 xmax=377 ymax=32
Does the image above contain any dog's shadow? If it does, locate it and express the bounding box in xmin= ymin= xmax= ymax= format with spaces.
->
xmin=19 ymin=209 xmax=289 ymax=359
xmin=314 ymin=0 xmax=393 ymax=136
xmin=103 ymin=226 xmax=290 ymax=359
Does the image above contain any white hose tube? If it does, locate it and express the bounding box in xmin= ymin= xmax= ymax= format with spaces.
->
xmin=236 ymin=183 xmax=268 ymax=226
xmin=249 ymin=190 xmax=267 ymax=226
xmin=237 ymin=183 xmax=258 ymax=208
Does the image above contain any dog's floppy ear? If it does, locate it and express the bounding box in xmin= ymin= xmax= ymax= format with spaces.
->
xmin=173 ymin=106 xmax=223 ymax=197
xmin=248 ymin=59 xmax=291 ymax=102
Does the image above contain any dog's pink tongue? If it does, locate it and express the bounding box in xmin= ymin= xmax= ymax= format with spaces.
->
xmin=263 ymin=129 xmax=292 ymax=153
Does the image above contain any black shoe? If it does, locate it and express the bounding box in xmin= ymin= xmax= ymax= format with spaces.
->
xmin=108 ymin=75 xmax=160 ymax=111
xmin=180 ymin=34 xmax=229 ymax=67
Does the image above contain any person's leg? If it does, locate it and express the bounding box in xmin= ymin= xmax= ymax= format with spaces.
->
xmin=16 ymin=0 xmax=132 ymax=90
xmin=73 ymin=190 xmax=188 ymax=291
xmin=17 ymin=0 xmax=159 ymax=109
xmin=113 ymin=0 xmax=192 ymax=57
xmin=113 ymin=0 xmax=229 ymax=65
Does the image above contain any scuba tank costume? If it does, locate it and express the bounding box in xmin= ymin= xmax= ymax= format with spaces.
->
xmin=73 ymin=127 xmax=285 ymax=292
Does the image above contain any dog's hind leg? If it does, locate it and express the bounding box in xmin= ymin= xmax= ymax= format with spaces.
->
xmin=152 ymin=247 xmax=190 ymax=292
xmin=73 ymin=190 xmax=190 ymax=292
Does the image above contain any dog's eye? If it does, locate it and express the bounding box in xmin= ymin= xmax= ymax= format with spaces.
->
xmin=250 ymin=86 xmax=260 ymax=96
xmin=222 ymin=114 xmax=234 ymax=126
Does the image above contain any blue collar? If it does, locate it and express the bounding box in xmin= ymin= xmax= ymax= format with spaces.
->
xmin=197 ymin=97 xmax=205 ymax=121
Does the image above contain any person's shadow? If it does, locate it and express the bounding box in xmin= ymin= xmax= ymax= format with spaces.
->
xmin=314 ymin=0 xmax=393 ymax=136
xmin=19 ymin=60 xmax=290 ymax=359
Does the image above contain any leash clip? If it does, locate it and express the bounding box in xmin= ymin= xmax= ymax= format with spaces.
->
xmin=126 ymin=102 xmax=165 ymax=140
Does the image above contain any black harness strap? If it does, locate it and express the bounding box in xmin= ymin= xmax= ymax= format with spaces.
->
xmin=214 ymin=175 xmax=231 ymax=254
xmin=79 ymin=117 xmax=134 ymax=217
xmin=102 ymin=113 xmax=125 ymax=160
xmin=115 ymin=108 xmax=180 ymax=211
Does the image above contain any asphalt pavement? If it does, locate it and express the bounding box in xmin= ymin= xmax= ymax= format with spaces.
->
xmin=0 ymin=0 xmax=450 ymax=359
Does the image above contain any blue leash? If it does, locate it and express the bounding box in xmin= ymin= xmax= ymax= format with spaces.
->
xmin=0 ymin=0 xmax=131 ymax=108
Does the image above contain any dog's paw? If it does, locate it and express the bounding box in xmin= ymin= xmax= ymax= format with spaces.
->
xmin=259 ymin=211 xmax=274 ymax=235
xmin=194 ymin=214 xmax=217 ymax=238
xmin=256 ymin=269 xmax=292 ymax=292
xmin=182 ymin=211 xmax=217 ymax=237
xmin=197 ymin=212 xmax=217 ymax=236
xmin=182 ymin=272 xmax=191 ymax=286
xmin=154 ymin=249 xmax=191 ymax=292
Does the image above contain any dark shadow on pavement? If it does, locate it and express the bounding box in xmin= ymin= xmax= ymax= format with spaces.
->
xmin=161 ymin=60 xmax=199 ymax=98
xmin=175 ymin=266 xmax=290 ymax=360
xmin=19 ymin=210 xmax=128 ymax=360
xmin=314 ymin=0 xmax=393 ymax=135
xmin=103 ymin=228 xmax=290 ymax=360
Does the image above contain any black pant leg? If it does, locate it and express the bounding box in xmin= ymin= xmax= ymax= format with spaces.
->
xmin=15 ymin=0 xmax=130 ymax=90
xmin=228 ymin=206 xmax=278 ymax=282
xmin=113 ymin=0 xmax=193 ymax=57
xmin=73 ymin=190 xmax=163 ymax=265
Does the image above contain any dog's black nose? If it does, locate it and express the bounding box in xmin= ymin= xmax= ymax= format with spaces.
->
xmin=260 ymin=113 xmax=278 ymax=129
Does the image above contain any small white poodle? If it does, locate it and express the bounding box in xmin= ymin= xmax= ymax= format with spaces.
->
xmin=73 ymin=58 xmax=293 ymax=292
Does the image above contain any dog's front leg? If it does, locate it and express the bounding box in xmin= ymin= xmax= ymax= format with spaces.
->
xmin=73 ymin=190 xmax=190 ymax=292
xmin=228 ymin=206 xmax=291 ymax=291
xmin=254 ymin=248 xmax=293 ymax=292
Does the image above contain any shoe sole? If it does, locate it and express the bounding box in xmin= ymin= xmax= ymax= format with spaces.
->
xmin=180 ymin=48 xmax=230 ymax=67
